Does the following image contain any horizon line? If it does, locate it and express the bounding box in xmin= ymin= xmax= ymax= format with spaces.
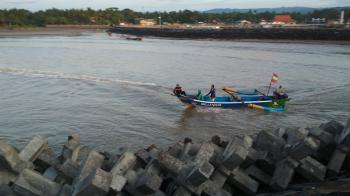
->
xmin=0 ymin=5 xmax=349 ymax=12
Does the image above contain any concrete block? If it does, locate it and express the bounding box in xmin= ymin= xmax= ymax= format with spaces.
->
xmin=228 ymin=167 xmax=259 ymax=195
xmin=240 ymin=148 xmax=258 ymax=169
xmin=145 ymin=160 xmax=161 ymax=176
xmin=166 ymin=142 xmax=183 ymax=158
xmin=12 ymin=169 xmax=61 ymax=196
xmin=339 ymin=119 xmax=350 ymax=147
xmin=180 ymin=138 xmax=192 ymax=160
xmin=327 ymin=145 xmax=349 ymax=176
xmin=320 ymin=120 xmax=344 ymax=136
xmin=254 ymin=130 xmax=286 ymax=161
xmin=194 ymin=142 xmax=215 ymax=164
xmin=186 ymin=162 xmax=214 ymax=187
xmin=111 ymin=152 xmax=137 ymax=176
xmin=43 ymin=166 xmax=58 ymax=181
xmin=172 ymin=186 xmax=191 ymax=196
xmin=135 ymin=149 xmax=151 ymax=165
xmin=211 ymin=135 xmax=221 ymax=147
xmin=0 ymin=184 xmax=14 ymax=196
xmin=245 ymin=165 xmax=272 ymax=185
xmin=208 ymin=143 xmax=223 ymax=167
xmin=223 ymin=136 xmax=244 ymax=152
xmin=270 ymin=157 xmax=299 ymax=191
xmin=0 ymin=142 xmax=21 ymax=171
xmin=309 ymin=127 xmax=335 ymax=143
xmin=59 ymin=159 xmax=80 ymax=182
xmin=101 ymin=152 xmax=120 ymax=172
xmin=221 ymin=145 xmax=249 ymax=170
xmin=110 ymin=174 xmax=127 ymax=192
xmin=255 ymin=151 xmax=275 ymax=175
xmin=135 ymin=172 xmax=162 ymax=194
xmin=147 ymin=145 xmax=160 ymax=160
xmin=76 ymin=146 xmax=92 ymax=165
xmin=307 ymin=131 xmax=337 ymax=163
xmin=243 ymin=135 xmax=254 ymax=148
xmin=158 ymin=152 xmax=185 ymax=175
xmin=75 ymin=150 xmax=104 ymax=185
xmin=188 ymin=143 xmax=201 ymax=157
xmin=272 ymin=127 xmax=287 ymax=138
xmin=288 ymin=137 xmax=320 ymax=160
xmin=285 ymin=127 xmax=309 ymax=146
xmin=68 ymin=133 xmax=80 ymax=143
xmin=201 ymin=181 xmax=231 ymax=196
xmin=0 ymin=169 xmax=16 ymax=185
xmin=296 ymin=156 xmax=326 ymax=182
xmin=216 ymin=165 xmax=232 ymax=177
xmin=13 ymin=160 xmax=33 ymax=174
xmin=152 ymin=190 xmax=167 ymax=196
xmin=19 ymin=135 xmax=48 ymax=162
xmin=125 ymin=170 xmax=138 ymax=185
xmin=210 ymin=170 xmax=228 ymax=188
xmin=59 ymin=184 xmax=73 ymax=196
xmin=61 ymin=139 xmax=80 ymax=163
xmin=34 ymin=148 xmax=59 ymax=171
xmin=73 ymin=168 xmax=111 ymax=196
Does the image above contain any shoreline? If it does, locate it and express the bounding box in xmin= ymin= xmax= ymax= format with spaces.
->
xmin=1 ymin=27 xmax=350 ymax=45
xmin=109 ymin=26 xmax=350 ymax=42
xmin=0 ymin=26 xmax=108 ymax=38
xmin=153 ymin=36 xmax=350 ymax=45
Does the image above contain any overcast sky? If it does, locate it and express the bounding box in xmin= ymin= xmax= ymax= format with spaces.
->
xmin=1 ymin=0 xmax=350 ymax=11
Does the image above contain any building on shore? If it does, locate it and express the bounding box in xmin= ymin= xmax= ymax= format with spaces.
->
xmin=259 ymin=19 xmax=273 ymax=28
xmin=272 ymin=15 xmax=296 ymax=27
xmin=237 ymin=20 xmax=252 ymax=28
xmin=311 ymin=18 xmax=326 ymax=24
xmin=346 ymin=20 xmax=350 ymax=28
xmin=139 ymin=19 xmax=156 ymax=27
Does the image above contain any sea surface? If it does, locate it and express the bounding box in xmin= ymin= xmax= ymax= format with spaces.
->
xmin=0 ymin=32 xmax=349 ymax=153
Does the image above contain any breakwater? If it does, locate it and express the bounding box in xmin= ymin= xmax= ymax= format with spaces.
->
xmin=1 ymin=118 xmax=350 ymax=195
xmin=108 ymin=27 xmax=350 ymax=41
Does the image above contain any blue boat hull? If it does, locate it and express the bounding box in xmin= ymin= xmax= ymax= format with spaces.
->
xmin=178 ymin=95 xmax=286 ymax=109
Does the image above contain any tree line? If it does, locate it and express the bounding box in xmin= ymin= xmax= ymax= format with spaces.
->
xmin=0 ymin=7 xmax=349 ymax=27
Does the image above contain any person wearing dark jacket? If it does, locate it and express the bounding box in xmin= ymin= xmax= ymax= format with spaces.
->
xmin=206 ymin=84 xmax=216 ymax=101
xmin=173 ymin=84 xmax=186 ymax=96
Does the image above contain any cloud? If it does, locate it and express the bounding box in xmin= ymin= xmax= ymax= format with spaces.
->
xmin=5 ymin=0 xmax=37 ymax=4
xmin=0 ymin=0 xmax=349 ymax=11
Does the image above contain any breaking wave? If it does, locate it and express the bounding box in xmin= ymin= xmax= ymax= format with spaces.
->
xmin=0 ymin=67 xmax=157 ymax=87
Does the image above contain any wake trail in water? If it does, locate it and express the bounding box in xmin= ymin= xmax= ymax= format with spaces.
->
xmin=0 ymin=67 xmax=161 ymax=88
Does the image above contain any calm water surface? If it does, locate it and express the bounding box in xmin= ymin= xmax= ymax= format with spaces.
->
xmin=0 ymin=32 xmax=349 ymax=152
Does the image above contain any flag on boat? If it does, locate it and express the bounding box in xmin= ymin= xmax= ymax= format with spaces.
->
xmin=271 ymin=73 xmax=279 ymax=84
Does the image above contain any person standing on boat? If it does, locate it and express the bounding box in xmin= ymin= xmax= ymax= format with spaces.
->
xmin=274 ymin=85 xmax=287 ymax=99
xmin=206 ymin=84 xmax=216 ymax=101
xmin=173 ymin=84 xmax=186 ymax=96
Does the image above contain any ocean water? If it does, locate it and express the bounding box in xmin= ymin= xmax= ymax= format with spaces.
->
xmin=0 ymin=32 xmax=349 ymax=152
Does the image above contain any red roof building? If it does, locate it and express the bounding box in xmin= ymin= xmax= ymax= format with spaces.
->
xmin=273 ymin=15 xmax=296 ymax=24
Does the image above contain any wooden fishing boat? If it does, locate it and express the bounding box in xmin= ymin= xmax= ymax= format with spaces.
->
xmin=175 ymin=74 xmax=289 ymax=111
xmin=125 ymin=36 xmax=143 ymax=41
xmin=176 ymin=87 xmax=289 ymax=111
xmin=178 ymin=94 xmax=288 ymax=110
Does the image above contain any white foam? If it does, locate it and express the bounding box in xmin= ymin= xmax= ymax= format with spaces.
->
xmin=0 ymin=67 xmax=157 ymax=87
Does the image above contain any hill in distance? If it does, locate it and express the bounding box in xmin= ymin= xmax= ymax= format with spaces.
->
xmin=204 ymin=7 xmax=347 ymax=14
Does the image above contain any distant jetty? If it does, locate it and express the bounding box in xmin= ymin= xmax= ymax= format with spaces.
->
xmin=1 ymin=118 xmax=350 ymax=195
xmin=108 ymin=27 xmax=350 ymax=41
